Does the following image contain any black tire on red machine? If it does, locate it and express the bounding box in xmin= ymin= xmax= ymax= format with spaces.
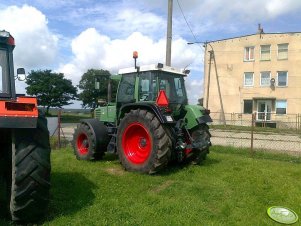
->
xmin=73 ymin=119 xmax=109 ymax=160
xmin=9 ymin=112 xmax=51 ymax=222
xmin=189 ymin=125 xmax=211 ymax=165
xmin=0 ymin=130 xmax=11 ymax=218
xmin=117 ymin=109 xmax=172 ymax=174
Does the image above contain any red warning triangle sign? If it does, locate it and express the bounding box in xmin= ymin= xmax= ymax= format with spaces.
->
xmin=156 ymin=90 xmax=169 ymax=107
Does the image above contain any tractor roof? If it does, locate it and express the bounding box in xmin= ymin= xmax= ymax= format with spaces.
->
xmin=0 ymin=30 xmax=15 ymax=46
xmin=118 ymin=63 xmax=188 ymax=76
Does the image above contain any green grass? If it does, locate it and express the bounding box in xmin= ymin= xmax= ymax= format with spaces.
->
xmin=1 ymin=146 xmax=301 ymax=225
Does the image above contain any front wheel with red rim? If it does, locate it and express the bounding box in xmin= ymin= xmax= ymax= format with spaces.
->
xmin=76 ymin=133 xmax=89 ymax=156
xmin=72 ymin=121 xmax=108 ymax=161
xmin=117 ymin=109 xmax=171 ymax=174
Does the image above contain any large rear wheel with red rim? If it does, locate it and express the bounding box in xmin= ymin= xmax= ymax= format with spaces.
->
xmin=117 ymin=109 xmax=171 ymax=174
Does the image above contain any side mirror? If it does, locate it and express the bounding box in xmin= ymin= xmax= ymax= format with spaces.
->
xmin=183 ymin=69 xmax=190 ymax=75
xmin=16 ymin=68 xmax=26 ymax=81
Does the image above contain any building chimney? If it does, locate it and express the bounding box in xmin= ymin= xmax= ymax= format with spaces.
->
xmin=257 ymin=23 xmax=264 ymax=34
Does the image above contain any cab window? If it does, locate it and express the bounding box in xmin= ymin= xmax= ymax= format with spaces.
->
xmin=0 ymin=49 xmax=10 ymax=95
xmin=138 ymin=71 xmax=157 ymax=101
xmin=174 ymin=77 xmax=184 ymax=97
xmin=117 ymin=73 xmax=136 ymax=103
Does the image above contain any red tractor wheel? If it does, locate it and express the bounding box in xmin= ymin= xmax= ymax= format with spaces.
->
xmin=76 ymin=132 xmax=90 ymax=156
xmin=122 ymin=122 xmax=152 ymax=164
xmin=73 ymin=120 xmax=109 ymax=160
xmin=73 ymin=124 xmax=95 ymax=160
xmin=117 ymin=109 xmax=171 ymax=174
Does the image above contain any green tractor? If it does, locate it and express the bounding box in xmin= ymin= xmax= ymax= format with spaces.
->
xmin=73 ymin=53 xmax=212 ymax=174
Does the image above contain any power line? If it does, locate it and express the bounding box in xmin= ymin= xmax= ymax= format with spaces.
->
xmin=176 ymin=0 xmax=198 ymax=44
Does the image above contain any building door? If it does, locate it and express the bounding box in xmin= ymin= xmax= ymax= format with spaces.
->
xmin=257 ymin=100 xmax=272 ymax=121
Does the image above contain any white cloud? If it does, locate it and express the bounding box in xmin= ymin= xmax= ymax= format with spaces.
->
xmin=189 ymin=0 xmax=301 ymax=22
xmin=0 ymin=5 xmax=58 ymax=94
xmin=265 ymin=0 xmax=301 ymax=17
xmin=185 ymin=78 xmax=203 ymax=104
xmin=138 ymin=0 xmax=301 ymax=37
xmin=110 ymin=8 xmax=166 ymax=38
xmin=59 ymin=28 xmax=202 ymax=86
xmin=43 ymin=3 xmax=166 ymax=40
xmin=0 ymin=5 xmax=58 ymax=69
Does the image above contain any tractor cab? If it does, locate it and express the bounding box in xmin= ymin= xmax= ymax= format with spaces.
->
xmin=0 ymin=30 xmax=16 ymax=99
xmin=117 ymin=63 xmax=188 ymax=105
xmin=0 ymin=30 xmax=38 ymax=128
xmin=114 ymin=63 xmax=191 ymax=124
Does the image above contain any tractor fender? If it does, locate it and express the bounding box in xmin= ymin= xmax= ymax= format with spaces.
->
xmin=184 ymin=105 xmax=212 ymax=130
xmin=119 ymin=103 xmax=168 ymax=124
xmin=79 ymin=119 xmax=110 ymax=150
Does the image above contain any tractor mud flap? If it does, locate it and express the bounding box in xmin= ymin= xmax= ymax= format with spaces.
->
xmin=196 ymin=115 xmax=213 ymax=124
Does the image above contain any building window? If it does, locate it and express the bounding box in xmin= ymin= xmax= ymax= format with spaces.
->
xmin=278 ymin=43 xmax=288 ymax=60
xmin=244 ymin=47 xmax=255 ymax=61
xmin=277 ymin=71 xmax=288 ymax=87
xmin=276 ymin=100 xmax=287 ymax=114
xmin=244 ymin=72 xmax=254 ymax=87
xmin=260 ymin=45 xmax=271 ymax=61
xmin=243 ymin=100 xmax=253 ymax=114
xmin=260 ymin=71 xmax=271 ymax=86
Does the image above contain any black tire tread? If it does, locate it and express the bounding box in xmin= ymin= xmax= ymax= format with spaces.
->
xmin=10 ymin=112 xmax=51 ymax=222
xmin=117 ymin=109 xmax=171 ymax=174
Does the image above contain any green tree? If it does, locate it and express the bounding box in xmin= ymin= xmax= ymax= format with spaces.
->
xmin=26 ymin=70 xmax=77 ymax=114
xmin=78 ymin=69 xmax=118 ymax=109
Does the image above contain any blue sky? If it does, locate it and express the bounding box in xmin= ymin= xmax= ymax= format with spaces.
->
xmin=1 ymin=0 xmax=301 ymax=107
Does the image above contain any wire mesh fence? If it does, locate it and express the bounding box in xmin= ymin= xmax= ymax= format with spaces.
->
xmin=46 ymin=109 xmax=301 ymax=155
xmin=46 ymin=109 xmax=90 ymax=149
xmin=210 ymin=112 xmax=301 ymax=156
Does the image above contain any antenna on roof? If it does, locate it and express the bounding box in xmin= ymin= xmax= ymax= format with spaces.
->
xmin=257 ymin=23 xmax=264 ymax=37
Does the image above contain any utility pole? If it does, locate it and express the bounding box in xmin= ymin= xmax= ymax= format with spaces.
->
xmin=188 ymin=41 xmax=226 ymax=125
xmin=211 ymin=50 xmax=226 ymax=125
xmin=166 ymin=0 xmax=173 ymax=66
xmin=205 ymin=50 xmax=212 ymax=109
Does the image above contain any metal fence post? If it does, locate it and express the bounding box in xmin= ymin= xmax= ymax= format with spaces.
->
xmin=58 ymin=109 xmax=61 ymax=149
xmin=250 ymin=113 xmax=255 ymax=156
xmin=297 ymin=114 xmax=301 ymax=131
